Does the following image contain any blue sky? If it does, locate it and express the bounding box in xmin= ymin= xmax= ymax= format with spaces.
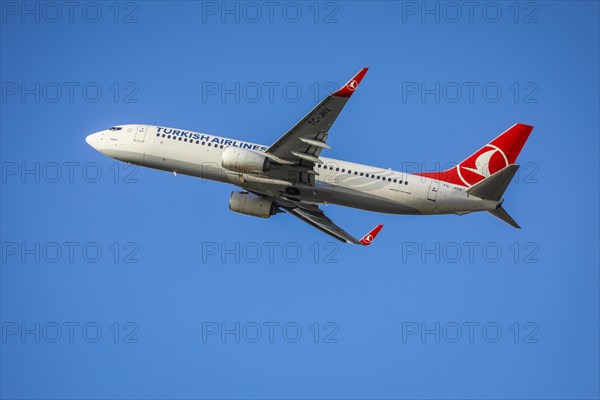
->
xmin=1 ymin=1 xmax=598 ymax=399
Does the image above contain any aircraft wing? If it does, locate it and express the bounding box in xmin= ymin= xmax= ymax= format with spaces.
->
xmin=265 ymin=68 xmax=368 ymax=183
xmin=281 ymin=202 xmax=383 ymax=245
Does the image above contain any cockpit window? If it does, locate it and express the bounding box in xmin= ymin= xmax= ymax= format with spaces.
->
xmin=109 ymin=126 xmax=122 ymax=131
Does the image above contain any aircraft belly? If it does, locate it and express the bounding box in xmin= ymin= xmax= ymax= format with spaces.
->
xmin=311 ymin=182 xmax=420 ymax=214
xmin=144 ymin=152 xmax=232 ymax=183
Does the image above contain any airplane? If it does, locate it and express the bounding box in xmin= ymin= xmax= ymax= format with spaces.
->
xmin=85 ymin=68 xmax=533 ymax=246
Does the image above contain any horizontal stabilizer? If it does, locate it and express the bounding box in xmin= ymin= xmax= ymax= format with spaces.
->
xmin=466 ymin=164 xmax=519 ymax=201
xmin=487 ymin=206 xmax=520 ymax=229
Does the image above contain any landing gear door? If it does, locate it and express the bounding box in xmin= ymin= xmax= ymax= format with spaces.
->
xmin=427 ymin=180 xmax=440 ymax=201
xmin=134 ymin=125 xmax=147 ymax=142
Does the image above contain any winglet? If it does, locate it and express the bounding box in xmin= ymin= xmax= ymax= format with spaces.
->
xmin=359 ymin=224 xmax=383 ymax=246
xmin=333 ymin=67 xmax=369 ymax=98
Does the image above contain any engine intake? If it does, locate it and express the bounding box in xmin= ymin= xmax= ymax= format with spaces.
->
xmin=222 ymin=147 xmax=270 ymax=174
xmin=229 ymin=191 xmax=277 ymax=218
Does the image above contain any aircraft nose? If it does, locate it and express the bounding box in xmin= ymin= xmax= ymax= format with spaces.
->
xmin=86 ymin=133 xmax=98 ymax=148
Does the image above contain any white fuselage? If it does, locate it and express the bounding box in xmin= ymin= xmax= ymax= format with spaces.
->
xmin=86 ymin=124 xmax=500 ymax=215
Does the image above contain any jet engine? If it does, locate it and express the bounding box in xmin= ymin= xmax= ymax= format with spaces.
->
xmin=229 ymin=191 xmax=277 ymax=218
xmin=221 ymin=147 xmax=270 ymax=174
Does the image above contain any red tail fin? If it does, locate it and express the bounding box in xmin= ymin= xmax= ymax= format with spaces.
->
xmin=416 ymin=123 xmax=534 ymax=187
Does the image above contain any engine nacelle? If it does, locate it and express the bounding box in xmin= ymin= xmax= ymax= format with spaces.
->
xmin=229 ymin=191 xmax=276 ymax=218
xmin=221 ymin=147 xmax=270 ymax=174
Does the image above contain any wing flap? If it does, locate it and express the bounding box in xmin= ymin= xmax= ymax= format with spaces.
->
xmin=299 ymin=137 xmax=331 ymax=149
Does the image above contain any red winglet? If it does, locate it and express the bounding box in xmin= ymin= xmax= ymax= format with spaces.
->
xmin=333 ymin=67 xmax=369 ymax=98
xmin=359 ymin=224 xmax=383 ymax=246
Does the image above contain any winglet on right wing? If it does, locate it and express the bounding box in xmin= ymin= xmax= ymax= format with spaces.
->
xmin=359 ymin=224 xmax=384 ymax=246
xmin=333 ymin=67 xmax=369 ymax=98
